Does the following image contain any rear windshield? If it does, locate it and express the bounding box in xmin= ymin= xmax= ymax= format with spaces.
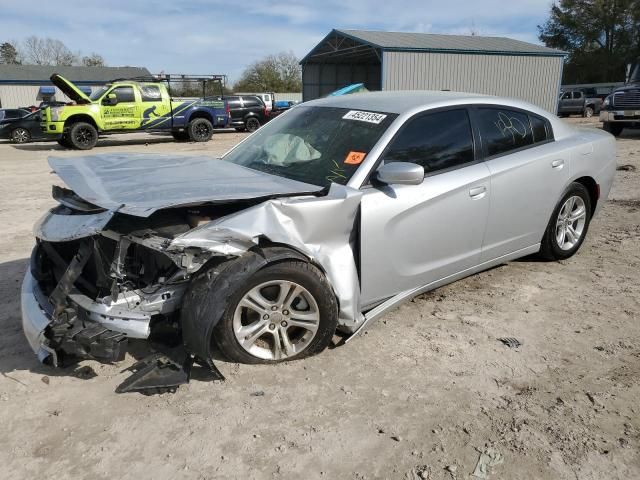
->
xmin=223 ymin=106 xmax=397 ymax=187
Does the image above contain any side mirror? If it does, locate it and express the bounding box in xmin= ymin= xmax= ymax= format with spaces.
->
xmin=103 ymin=93 xmax=117 ymax=106
xmin=375 ymin=162 xmax=424 ymax=185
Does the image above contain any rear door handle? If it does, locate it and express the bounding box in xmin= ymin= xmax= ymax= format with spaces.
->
xmin=551 ymin=159 xmax=565 ymax=169
xmin=469 ymin=186 xmax=487 ymax=199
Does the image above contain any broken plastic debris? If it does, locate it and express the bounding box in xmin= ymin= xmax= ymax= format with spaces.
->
xmin=497 ymin=337 xmax=522 ymax=348
xmin=471 ymin=448 xmax=504 ymax=479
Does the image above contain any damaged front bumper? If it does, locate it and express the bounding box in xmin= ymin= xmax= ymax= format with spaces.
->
xmin=21 ymin=244 xmax=185 ymax=366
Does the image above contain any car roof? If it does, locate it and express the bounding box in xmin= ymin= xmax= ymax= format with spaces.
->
xmin=304 ymin=90 xmax=544 ymax=115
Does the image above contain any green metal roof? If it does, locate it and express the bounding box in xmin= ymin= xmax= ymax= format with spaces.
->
xmin=303 ymin=29 xmax=566 ymax=62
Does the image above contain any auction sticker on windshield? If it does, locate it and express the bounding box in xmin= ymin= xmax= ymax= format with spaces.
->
xmin=342 ymin=110 xmax=387 ymax=124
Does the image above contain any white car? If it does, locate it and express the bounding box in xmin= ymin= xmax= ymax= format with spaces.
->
xmin=22 ymin=91 xmax=616 ymax=389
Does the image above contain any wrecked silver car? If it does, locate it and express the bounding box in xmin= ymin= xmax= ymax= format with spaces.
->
xmin=22 ymin=92 xmax=616 ymax=389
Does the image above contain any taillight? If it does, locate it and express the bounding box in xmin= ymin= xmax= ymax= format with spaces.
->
xmin=264 ymin=106 xmax=269 ymax=117
xmin=225 ymin=103 xmax=230 ymax=114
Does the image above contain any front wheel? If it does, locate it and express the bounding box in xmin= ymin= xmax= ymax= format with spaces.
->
xmin=11 ymin=127 xmax=31 ymax=143
xmin=583 ymin=106 xmax=594 ymax=118
xmin=68 ymin=122 xmax=98 ymax=150
xmin=187 ymin=118 xmax=213 ymax=142
xmin=208 ymin=261 xmax=338 ymax=364
xmin=539 ymin=182 xmax=592 ymax=260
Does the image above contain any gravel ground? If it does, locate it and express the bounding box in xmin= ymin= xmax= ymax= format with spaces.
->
xmin=0 ymin=122 xmax=638 ymax=479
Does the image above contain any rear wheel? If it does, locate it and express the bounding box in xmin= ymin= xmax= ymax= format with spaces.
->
xmin=603 ymin=122 xmax=623 ymax=137
xmin=210 ymin=261 xmax=338 ymax=364
xmin=10 ymin=127 xmax=31 ymax=143
xmin=187 ymin=118 xmax=213 ymax=142
xmin=583 ymin=106 xmax=594 ymax=118
xmin=540 ymin=182 xmax=592 ymax=260
xmin=245 ymin=117 xmax=260 ymax=132
xmin=68 ymin=122 xmax=98 ymax=150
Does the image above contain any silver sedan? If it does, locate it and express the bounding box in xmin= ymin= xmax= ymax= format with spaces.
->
xmin=22 ymin=91 xmax=616 ymax=370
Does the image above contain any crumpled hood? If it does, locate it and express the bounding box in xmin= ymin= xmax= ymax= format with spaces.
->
xmin=48 ymin=153 xmax=324 ymax=217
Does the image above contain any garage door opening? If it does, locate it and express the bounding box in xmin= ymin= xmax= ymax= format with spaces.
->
xmin=301 ymin=30 xmax=382 ymax=101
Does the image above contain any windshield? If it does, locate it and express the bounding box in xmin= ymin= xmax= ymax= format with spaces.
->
xmin=90 ymin=86 xmax=110 ymax=101
xmin=223 ymin=106 xmax=397 ymax=187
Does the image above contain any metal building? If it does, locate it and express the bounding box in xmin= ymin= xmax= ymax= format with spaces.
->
xmin=0 ymin=65 xmax=150 ymax=109
xmin=301 ymin=29 xmax=566 ymax=112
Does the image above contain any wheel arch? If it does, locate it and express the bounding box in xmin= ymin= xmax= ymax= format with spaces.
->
xmin=186 ymin=110 xmax=213 ymax=124
xmin=573 ymin=176 xmax=599 ymax=216
xmin=64 ymin=114 xmax=99 ymax=131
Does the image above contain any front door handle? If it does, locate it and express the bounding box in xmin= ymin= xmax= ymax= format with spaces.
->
xmin=469 ymin=186 xmax=487 ymax=199
xmin=551 ymin=159 xmax=565 ymax=169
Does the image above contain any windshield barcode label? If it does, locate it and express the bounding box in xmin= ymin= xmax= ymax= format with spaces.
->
xmin=342 ymin=110 xmax=387 ymax=124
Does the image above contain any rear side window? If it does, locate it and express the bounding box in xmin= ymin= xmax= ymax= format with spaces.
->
xmin=530 ymin=115 xmax=549 ymax=143
xmin=383 ymin=109 xmax=475 ymax=174
xmin=476 ymin=108 xmax=534 ymax=157
xmin=4 ymin=110 xmax=21 ymax=119
xmin=243 ymin=98 xmax=261 ymax=107
xmin=112 ymin=86 xmax=135 ymax=103
xmin=140 ymin=85 xmax=161 ymax=102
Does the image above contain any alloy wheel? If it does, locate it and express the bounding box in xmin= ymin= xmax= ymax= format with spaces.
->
xmin=555 ymin=195 xmax=587 ymax=250
xmin=233 ymin=280 xmax=320 ymax=360
xmin=12 ymin=128 xmax=29 ymax=143
xmin=75 ymin=127 xmax=95 ymax=147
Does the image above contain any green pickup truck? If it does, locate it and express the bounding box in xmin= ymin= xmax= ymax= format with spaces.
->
xmin=41 ymin=74 xmax=230 ymax=149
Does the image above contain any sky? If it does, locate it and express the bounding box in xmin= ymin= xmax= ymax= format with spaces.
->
xmin=0 ymin=0 xmax=553 ymax=82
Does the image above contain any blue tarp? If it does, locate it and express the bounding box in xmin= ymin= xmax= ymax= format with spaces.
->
xmin=328 ymin=83 xmax=368 ymax=96
xmin=38 ymin=86 xmax=55 ymax=95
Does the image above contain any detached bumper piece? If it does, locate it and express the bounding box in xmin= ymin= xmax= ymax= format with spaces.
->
xmin=115 ymin=353 xmax=225 ymax=395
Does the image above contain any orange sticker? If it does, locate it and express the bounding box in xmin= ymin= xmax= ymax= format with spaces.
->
xmin=344 ymin=151 xmax=366 ymax=165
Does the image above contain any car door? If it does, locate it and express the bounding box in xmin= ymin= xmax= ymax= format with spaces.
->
xmin=101 ymin=86 xmax=140 ymax=130
xmin=558 ymin=92 xmax=571 ymax=114
xmin=473 ymin=107 xmax=569 ymax=262
xmin=359 ymin=108 xmax=491 ymax=307
xmin=140 ymin=84 xmax=171 ymax=130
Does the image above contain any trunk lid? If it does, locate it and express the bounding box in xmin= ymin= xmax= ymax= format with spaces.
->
xmin=48 ymin=153 xmax=324 ymax=217
xmin=50 ymin=74 xmax=92 ymax=105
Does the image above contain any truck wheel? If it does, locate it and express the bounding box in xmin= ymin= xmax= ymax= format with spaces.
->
xmin=68 ymin=122 xmax=98 ymax=150
xmin=245 ymin=117 xmax=260 ymax=132
xmin=171 ymin=131 xmax=189 ymax=142
xmin=11 ymin=127 xmax=31 ymax=143
xmin=583 ymin=106 xmax=594 ymax=118
xmin=603 ymin=122 xmax=623 ymax=137
xmin=187 ymin=118 xmax=213 ymax=142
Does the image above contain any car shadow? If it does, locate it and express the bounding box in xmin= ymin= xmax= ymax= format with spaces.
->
xmin=0 ymin=257 xmax=224 ymax=384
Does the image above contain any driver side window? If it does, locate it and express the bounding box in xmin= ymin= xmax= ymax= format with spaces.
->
xmin=111 ymin=86 xmax=135 ymax=103
xmin=382 ymin=109 xmax=475 ymax=175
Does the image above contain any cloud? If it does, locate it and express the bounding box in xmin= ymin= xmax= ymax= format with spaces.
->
xmin=0 ymin=0 xmax=551 ymax=82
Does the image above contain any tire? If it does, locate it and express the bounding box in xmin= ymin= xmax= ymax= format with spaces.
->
xmin=11 ymin=127 xmax=31 ymax=143
xmin=193 ymin=259 xmax=338 ymax=364
xmin=68 ymin=122 xmax=98 ymax=150
xmin=603 ymin=122 xmax=623 ymax=137
xmin=57 ymin=135 xmax=72 ymax=148
xmin=187 ymin=118 xmax=213 ymax=142
xmin=171 ymin=131 xmax=189 ymax=141
xmin=583 ymin=106 xmax=594 ymax=118
xmin=245 ymin=117 xmax=260 ymax=132
xmin=539 ymin=182 xmax=592 ymax=260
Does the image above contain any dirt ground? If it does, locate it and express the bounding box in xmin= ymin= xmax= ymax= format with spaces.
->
xmin=0 ymin=121 xmax=638 ymax=480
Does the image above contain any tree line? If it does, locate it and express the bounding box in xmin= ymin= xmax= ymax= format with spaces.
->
xmin=539 ymin=0 xmax=640 ymax=83
xmin=0 ymin=36 xmax=105 ymax=67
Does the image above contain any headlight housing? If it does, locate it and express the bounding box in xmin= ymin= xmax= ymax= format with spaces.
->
xmin=603 ymin=95 xmax=611 ymax=108
xmin=49 ymin=107 xmax=61 ymax=121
